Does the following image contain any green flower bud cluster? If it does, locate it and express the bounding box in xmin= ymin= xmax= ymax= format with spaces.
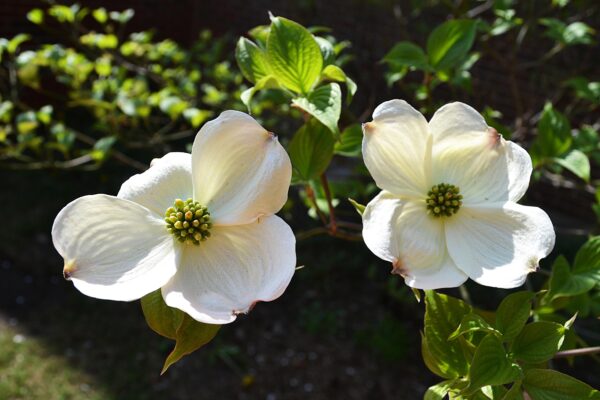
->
xmin=426 ymin=183 xmax=463 ymax=217
xmin=165 ymin=198 xmax=212 ymax=245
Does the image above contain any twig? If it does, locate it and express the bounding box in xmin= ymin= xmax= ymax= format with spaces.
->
xmin=72 ymin=128 xmax=147 ymax=171
xmin=554 ymin=346 xmax=600 ymax=359
xmin=305 ymin=185 xmax=328 ymax=226
xmin=320 ymin=173 xmax=337 ymax=234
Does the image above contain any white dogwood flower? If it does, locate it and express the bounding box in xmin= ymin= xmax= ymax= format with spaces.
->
xmin=361 ymin=100 xmax=555 ymax=289
xmin=52 ymin=111 xmax=295 ymax=324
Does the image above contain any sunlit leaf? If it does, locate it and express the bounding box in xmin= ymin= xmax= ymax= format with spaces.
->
xmin=236 ymin=37 xmax=271 ymax=83
xmin=267 ymin=15 xmax=323 ymax=94
xmin=292 ymin=83 xmax=341 ymax=135
xmin=422 ymin=291 xmax=471 ymax=378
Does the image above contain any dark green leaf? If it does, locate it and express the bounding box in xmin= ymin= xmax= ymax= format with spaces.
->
xmin=496 ymin=291 xmax=534 ymax=342
xmin=530 ymin=103 xmax=572 ymax=163
xmin=511 ymin=321 xmax=566 ymax=363
xmin=540 ymin=18 xmax=595 ymax=46
xmin=566 ymin=77 xmax=600 ymax=104
xmin=547 ymin=255 xmax=596 ymax=301
xmin=466 ymin=334 xmax=522 ymax=394
xmin=573 ymin=236 xmax=600 ymax=281
xmin=383 ymin=41 xmax=429 ymax=70
xmin=267 ymin=15 xmax=323 ymax=94
xmin=523 ymin=369 xmax=600 ymax=400
xmin=288 ymin=119 xmax=335 ymax=182
xmin=240 ymin=75 xmax=282 ymax=110
xmin=502 ymin=382 xmax=525 ymax=400
xmin=427 ymin=20 xmax=477 ymax=70
xmin=334 ymin=124 xmax=362 ymax=157
xmin=292 ymin=83 xmax=341 ymax=135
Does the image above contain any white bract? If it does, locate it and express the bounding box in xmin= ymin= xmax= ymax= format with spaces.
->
xmin=52 ymin=111 xmax=296 ymax=324
xmin=361 ymin=100 xmax=555 ymax=289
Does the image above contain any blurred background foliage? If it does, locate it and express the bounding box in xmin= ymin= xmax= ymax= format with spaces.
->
xmin=0 ymin=0 xmax=599 ymax=399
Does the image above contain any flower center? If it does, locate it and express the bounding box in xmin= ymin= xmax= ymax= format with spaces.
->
xmin=426 ymin=183 xmax=463 ymax=218
xmin=164 ymin=198 xmax=212 ymax=245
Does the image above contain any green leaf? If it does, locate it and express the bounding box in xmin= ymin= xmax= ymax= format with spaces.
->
xmin=48 ymin=5 xmax=75 ymax=23
xmin=523 ymin=369 xmax=600 ymax=400
xmin=348 ymin=198 xmax=365 ymax=216
xmin=334 ymin=124 xmax=362 ymax=157
xmin=36 ymin=105 xmax=53 ymax=125
xmin=183 ymin=108 xmax=212 ymax=128
xmin=80 ymin=33 xmax=118 ymax=49
xmin=572 ymin=236 xmax=600 ymax=281
xmin=530 ymin=103 xmax=572 ymax=163
xmin=383 ymin=41 xmax=429 ymax=70
xmin=27 ymin=9 xmax=44 ymax=25
xmin=427 ymin=20 xmax=477 ymax=71
xmin=140 ymin=290 xmax=184 ymax=340
xmin=554 ymin=149 xmax=590 ymax=182
xmin=92 ymin=8 xmax=107 ymax=23
xmin=159 ymin=96 xmax=188 ymax=119
xmin=540 ymin=18 xmax=595 ymax=46
xmin=315 ymin=36 xmax=335 ymax=66
xmin=140 ymin=290 xmax=220 ymax=374
xmin=448 ymin=313 xmax=499 ymax=340
xmin=321 ymin=65 xmax=356 ymax=104
xmin=511 ymin=321 xmax=566 ymax=363
xmin=7 ymin=34 xmax=30 ymax=54
xmin=424 ymin=380 xmax=456 ymax=400
xmin=547 ymin=255 xmax=596 ymax=301
xmin=288 ymin=119 xmax=335 ymax=182
xmin=235 ymin=37 xmax=271 ymax=83
xmin=16 ymin=111 xmax=38 ymax=134
xmin=422 ymin=291 xmax=472 ymax=378
xmin=566 ymin=77 xmax=600 ymax=104
xmin=292 ymin=83 xmax=341 ymax=135
xmin=496 ymin=291 xmax=534 ymax=342
xmin=161 ymin=314 xmax=220 ymax=374
xmin=267 ymin=15 xmax=323 ymax=94
xmin=91 ymin=136 xmax=117 ymax=161
xmin=240 ymin=75 xmax=282 ymax=110
xmin=466 ymin=334 xmax=522 ymax=394
xmin=502 ymin=382 xmax=525 ymax=400
xmin=110 ymin=9 xmax=135 ymax=24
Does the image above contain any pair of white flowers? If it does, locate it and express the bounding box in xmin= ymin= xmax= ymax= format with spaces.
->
xmin=52 ymin=101 xmax=555 ymax=325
